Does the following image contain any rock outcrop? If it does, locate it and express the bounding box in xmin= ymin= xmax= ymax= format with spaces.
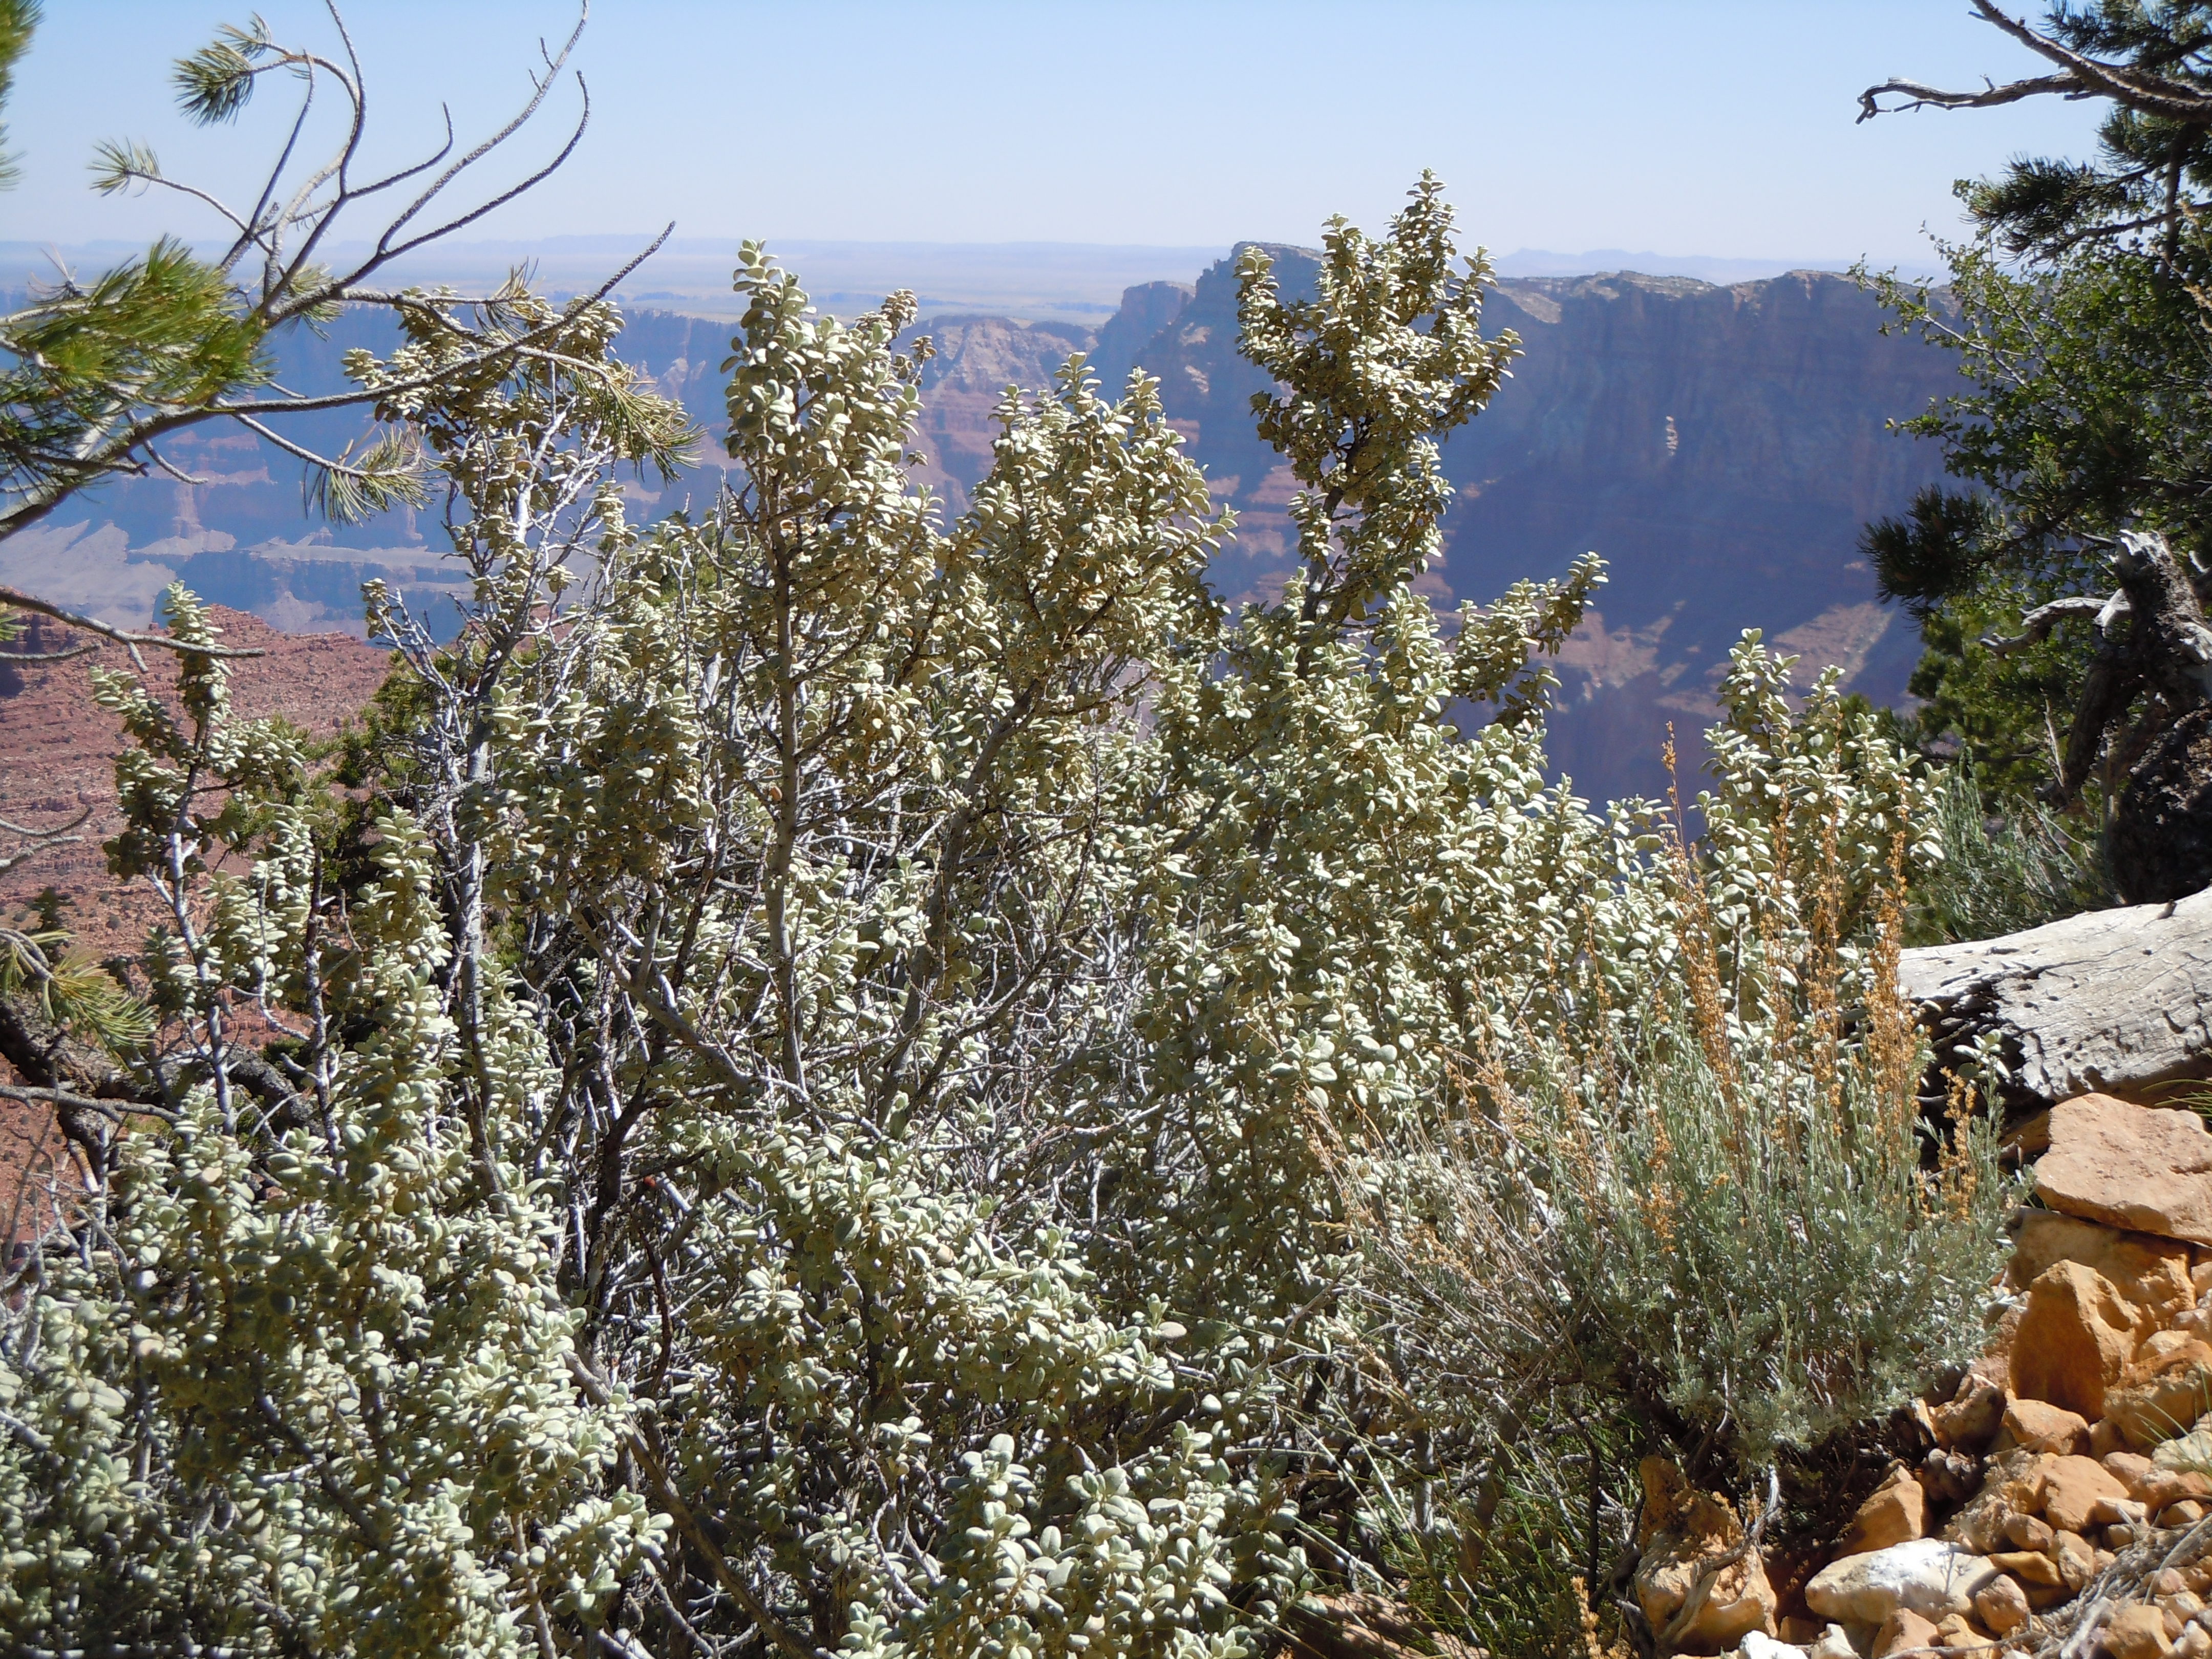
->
xmin=1802 ymin=1539 xmax=1997 ymax=1625
xmin=1636 ymin=1460 xmax=1782 ymax=1653
xmin=2036 ymin=1097 xmax=2212 ymax=1246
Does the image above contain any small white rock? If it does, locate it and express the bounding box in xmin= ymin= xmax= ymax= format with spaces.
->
xmin=1803 ymin=1538 xmax=2000 ymax=1624
xmin=1737 ymin=1633 xmax=1808 ymax=1659
xmin=1806 ymin=1623 xmax=1857 ymax=1659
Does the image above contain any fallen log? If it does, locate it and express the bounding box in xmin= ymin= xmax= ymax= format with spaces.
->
xmin=1899 ymin=886 xmax=2212 ymax=1118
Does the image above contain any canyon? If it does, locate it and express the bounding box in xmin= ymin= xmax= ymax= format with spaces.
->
xmin=0 ymin=246 xmax=1959 ymax=823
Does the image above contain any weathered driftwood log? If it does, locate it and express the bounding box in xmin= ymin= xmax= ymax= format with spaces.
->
xmin=1898 ymin=886 xmax=2212 ymax=1118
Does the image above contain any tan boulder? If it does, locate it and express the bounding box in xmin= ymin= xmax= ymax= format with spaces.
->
xmin=1946 ymin=1451 xmax=2058 ymax=1554
xmin=2036 ymin=1096 xmax=2212 ymax=1247
xmin=2056 ymin=1529 xmax=2100 ymax=1594
xmin=1635 ymin=1545 xmax=1777 ymax=1653
xmin=2046 ymin=1456 xmax=2134 ymax=1535
xmin=2106 ymin=1451 xmax=2161 ymax=1496
xmin=1838 ymin=1467 xmax=1928 ymax=1557
xmin=1872 ymin=1608 xmax=1940 ymax=1659
xmin=1934 ymin=1378 xmax=2008 ymax=1451
xmin=1991 ymin=1548 xmax=2065 ymax=1588
xmin=2014 ymin=1261 xmax=2141 ymax=1419
xmin=2005 ymin=1512 xmax=2057 ymax=1552
xmin=2107 ymin=1333 xmax=2212 ymax=1449
xmin=1976 ymin=1575 xmax=2033 ymax=1637
xmin=1935 ymin=1613 xmax=1990 ymax=1651
xmin=2105 ymin=1603 xmax=2176 ymax=1659
xmin=2106 ymin=1451 xmax=2212 ymax=1508
xmin=2007 ymin=1398 xmax=2094 ymax=1456
xmin=1632 ymin=1458 xmax=1777 ymax=1654
xmin=2010 ymin=1210 xmax=2197 ymax=1326
xmin=1806 ymin=1540 xmax=1999 ymax=1624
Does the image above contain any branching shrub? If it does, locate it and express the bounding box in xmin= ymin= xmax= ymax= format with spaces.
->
xmin=0 ymin=176 xmax=2011 ymax=1659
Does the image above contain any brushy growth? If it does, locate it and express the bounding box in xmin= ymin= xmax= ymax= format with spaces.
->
xmin=1344 ymin=670 xmax=2013 ymax=1656
xmin=1906 ymin=759 xmax=2113 ymax=944
xmin=0 ymin=177 xmax=2010 ymax=1659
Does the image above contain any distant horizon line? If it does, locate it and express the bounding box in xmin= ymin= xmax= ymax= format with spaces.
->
xmin=0 ymin=234 xmax=1926 ymax=269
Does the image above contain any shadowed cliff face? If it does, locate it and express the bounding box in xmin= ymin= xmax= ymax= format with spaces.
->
xmin=1451 ymin=270 xmax=1954 ymax=798
xmin=1120 ymin=248 xmax=1956 ymax=802
xmin=0 ymin=254 xmax=1957 ymax=806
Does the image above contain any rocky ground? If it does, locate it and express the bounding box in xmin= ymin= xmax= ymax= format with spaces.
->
xmin=1634 ymin=1093 xmax=2212 ymax=1659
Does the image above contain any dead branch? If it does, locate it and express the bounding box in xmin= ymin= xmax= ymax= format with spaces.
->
xmin=1981 ymin=592 xmax=2125 ymax=656
xmin=1860 ymin=1 xmax=2212 ymax=125
xmin=0 ymin=585 xmax=265 ymax=668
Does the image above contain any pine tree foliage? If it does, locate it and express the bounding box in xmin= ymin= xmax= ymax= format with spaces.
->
xmin=0 ymin=5 xmax=650 ymax=548
xmin=0 ymin=178 xmax=2006 ymax=1659
xmin=1859 ymin=3 xmax=2212 ymax=807
xmin=0 ymin=0 xmax=34 ymax=192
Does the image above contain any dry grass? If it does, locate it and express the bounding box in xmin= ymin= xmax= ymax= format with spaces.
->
xmin=1333 ymin=771 xmax=2012 ymax=1658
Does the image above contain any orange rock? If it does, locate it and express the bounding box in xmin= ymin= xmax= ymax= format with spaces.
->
xmin=1934 ymin=1613 xmax=1988 ymax=1652
xmin=2011 ymin=1210 xmax=2197 ymax=1326
xmin=2104 ymin=1452 xmax=2212 ymax=1509
xmin=1945 ymin=1451 xmax=2059 ymax=1554
xmin=1631 ymin=1459 xmax=1777 ymax=1654
xmin=2036 ymin=1096 xmax=2212 ymax=1248
xmin=1976 ymin=1573 xmax=2032 ymax=1637
xmin=2005 ymin=1512 xmax=2058 ymax=1552
xmin=1991 ymin=1548 xmax=2065 ymax=1587
xmin=2107 ymin=1332 xmax=2212 ymax=1449
xmin=2008 ymin=1397 xmax=2094 ymax=1456
xmin=2092 ymin=1495 xmax=2152 ymax=1526
xmin=2108 ymin=1451 xmax=2162 ymax=1495
xmin=2057 ymin=1529 xmax=2100 ymax=1593
xmin=1873 ymin=1608 xmax=1940 ymax=1659
xmin=2105 ymin=1602 xmax=2176 ymax=1659
xmin=2014 ymin=1261 xmax=2141 ymax=1419
xmin=2045 ymin=1457 xmax=2133 ymax=1535
xmin=1839 ymin=1467 xmax=1928 ymax=1556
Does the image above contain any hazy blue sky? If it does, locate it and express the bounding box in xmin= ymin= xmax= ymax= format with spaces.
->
xmin=5 ymin=1 xmax=2108 ymax=265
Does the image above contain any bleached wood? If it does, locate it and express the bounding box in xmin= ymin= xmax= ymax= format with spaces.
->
xmin=1899 ymin=887 xmax=2212 ymax=1107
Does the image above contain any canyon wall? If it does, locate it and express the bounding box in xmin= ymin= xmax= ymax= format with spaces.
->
xmin=1122 ymin=247 xmax=1958 ymax=798
xmin=0 ymin=251 xmax=1961 ymax=804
